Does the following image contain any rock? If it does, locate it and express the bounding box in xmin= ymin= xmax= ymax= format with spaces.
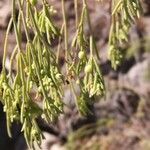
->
xmin=119 ymin=58 xmax=150 ymax=98
xmin=36 ymin=132 xmax=65 ymax=150
xmin=142 ymin=0 xmax=150 ymax=15
xmin=140 ymin=139 xmax=150 ymax=150
xmin=50 ymin=143 xmax=65 ymax=150
xmin=94 ymin=88 xmax=140 ymax=121
xmin=111 ymin=89 xmax=140 ymax=118
xmin=89 ymin=6 xmax=110 ymax=43
xmin=41 ymin=132 xmax=59 ymax=150
xmin=137 ymin=17 xmax=150 ymax=36
xmin=0 ymin=0 xmax=11 ymax=29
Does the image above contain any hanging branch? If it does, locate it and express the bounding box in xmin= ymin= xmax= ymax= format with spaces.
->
xmin=108 ymin=0 xmax=142 ymax=69
xmin=0 ymin=0 xmax=142 ymax=148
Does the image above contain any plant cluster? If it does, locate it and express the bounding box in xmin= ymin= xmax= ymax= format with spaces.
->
xmin=109 ymin=0 xmax=142 ymax=69
xmin=0 ymin=0 xmax=142 ymax=148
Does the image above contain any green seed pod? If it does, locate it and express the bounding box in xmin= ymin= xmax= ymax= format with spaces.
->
xmin=38 ymin=86 xmax=42 ymax=93
xmin=31 ymin=63 xmax=35 ymax=70
xmin=78 ymin=51 xmax=85 ymax=59
xmin=49 ymin=81 xmax=54 ymax=87
xmin=3 ymin=105 xmax=7 ymax=112
xmin=29 ymin=81 xmax=33 ymax=89
xmin=76 ymin=79 xmax=80 ymax=85
xmin=2 ymin=83 xmax=7 ymax=90
xmin=40 ymin=69 xmax=44 ymax=75
xmin=31 ymin=128 xmax=37 ymax=137
xmin=96 ymin=83 xmax=101 ymax=90
xmin=84 ymin=64 xmax=92 ymax=74
xmin=26 ymin=18 xmax=31 ymax=28
xmin=55 ymin=73 xmax=62 ymax=81
xmin=41 ymin=114 xmax=45 ymax=119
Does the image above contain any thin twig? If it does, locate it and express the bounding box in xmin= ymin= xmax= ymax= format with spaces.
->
xmin=62 ymin=0 xmax=69 ymax=73
xmin=2 ymin=18 xmax=13 ymax=71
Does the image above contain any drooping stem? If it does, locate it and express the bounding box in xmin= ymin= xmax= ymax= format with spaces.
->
xmin=83 ymin=0 xmax=93 ymax=35
xmin=62 ymin=0 xmax=69 ymax=72
xmin=12 ymin=0 xmax=22 ymax=52
xmin=17 ymin=0 xmax=30 ymax=42
xmin=82 ymin=0 xmax=100 ymax=60
xmin=74 ymin=0 xmax=79 ymax=28
xmin=2 ymin=18 xmax=13 ymax=71
xmin=56 ymin=23 xmax=64 ymax=64
xmin=90 ymin=36 xmax=94 ymax=57
xmin=8 ymin=46 xmax=18 ymax=82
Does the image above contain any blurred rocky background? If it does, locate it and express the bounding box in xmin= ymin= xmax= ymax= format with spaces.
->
xmin=0 ymin=0 xmax=150 ymax=150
